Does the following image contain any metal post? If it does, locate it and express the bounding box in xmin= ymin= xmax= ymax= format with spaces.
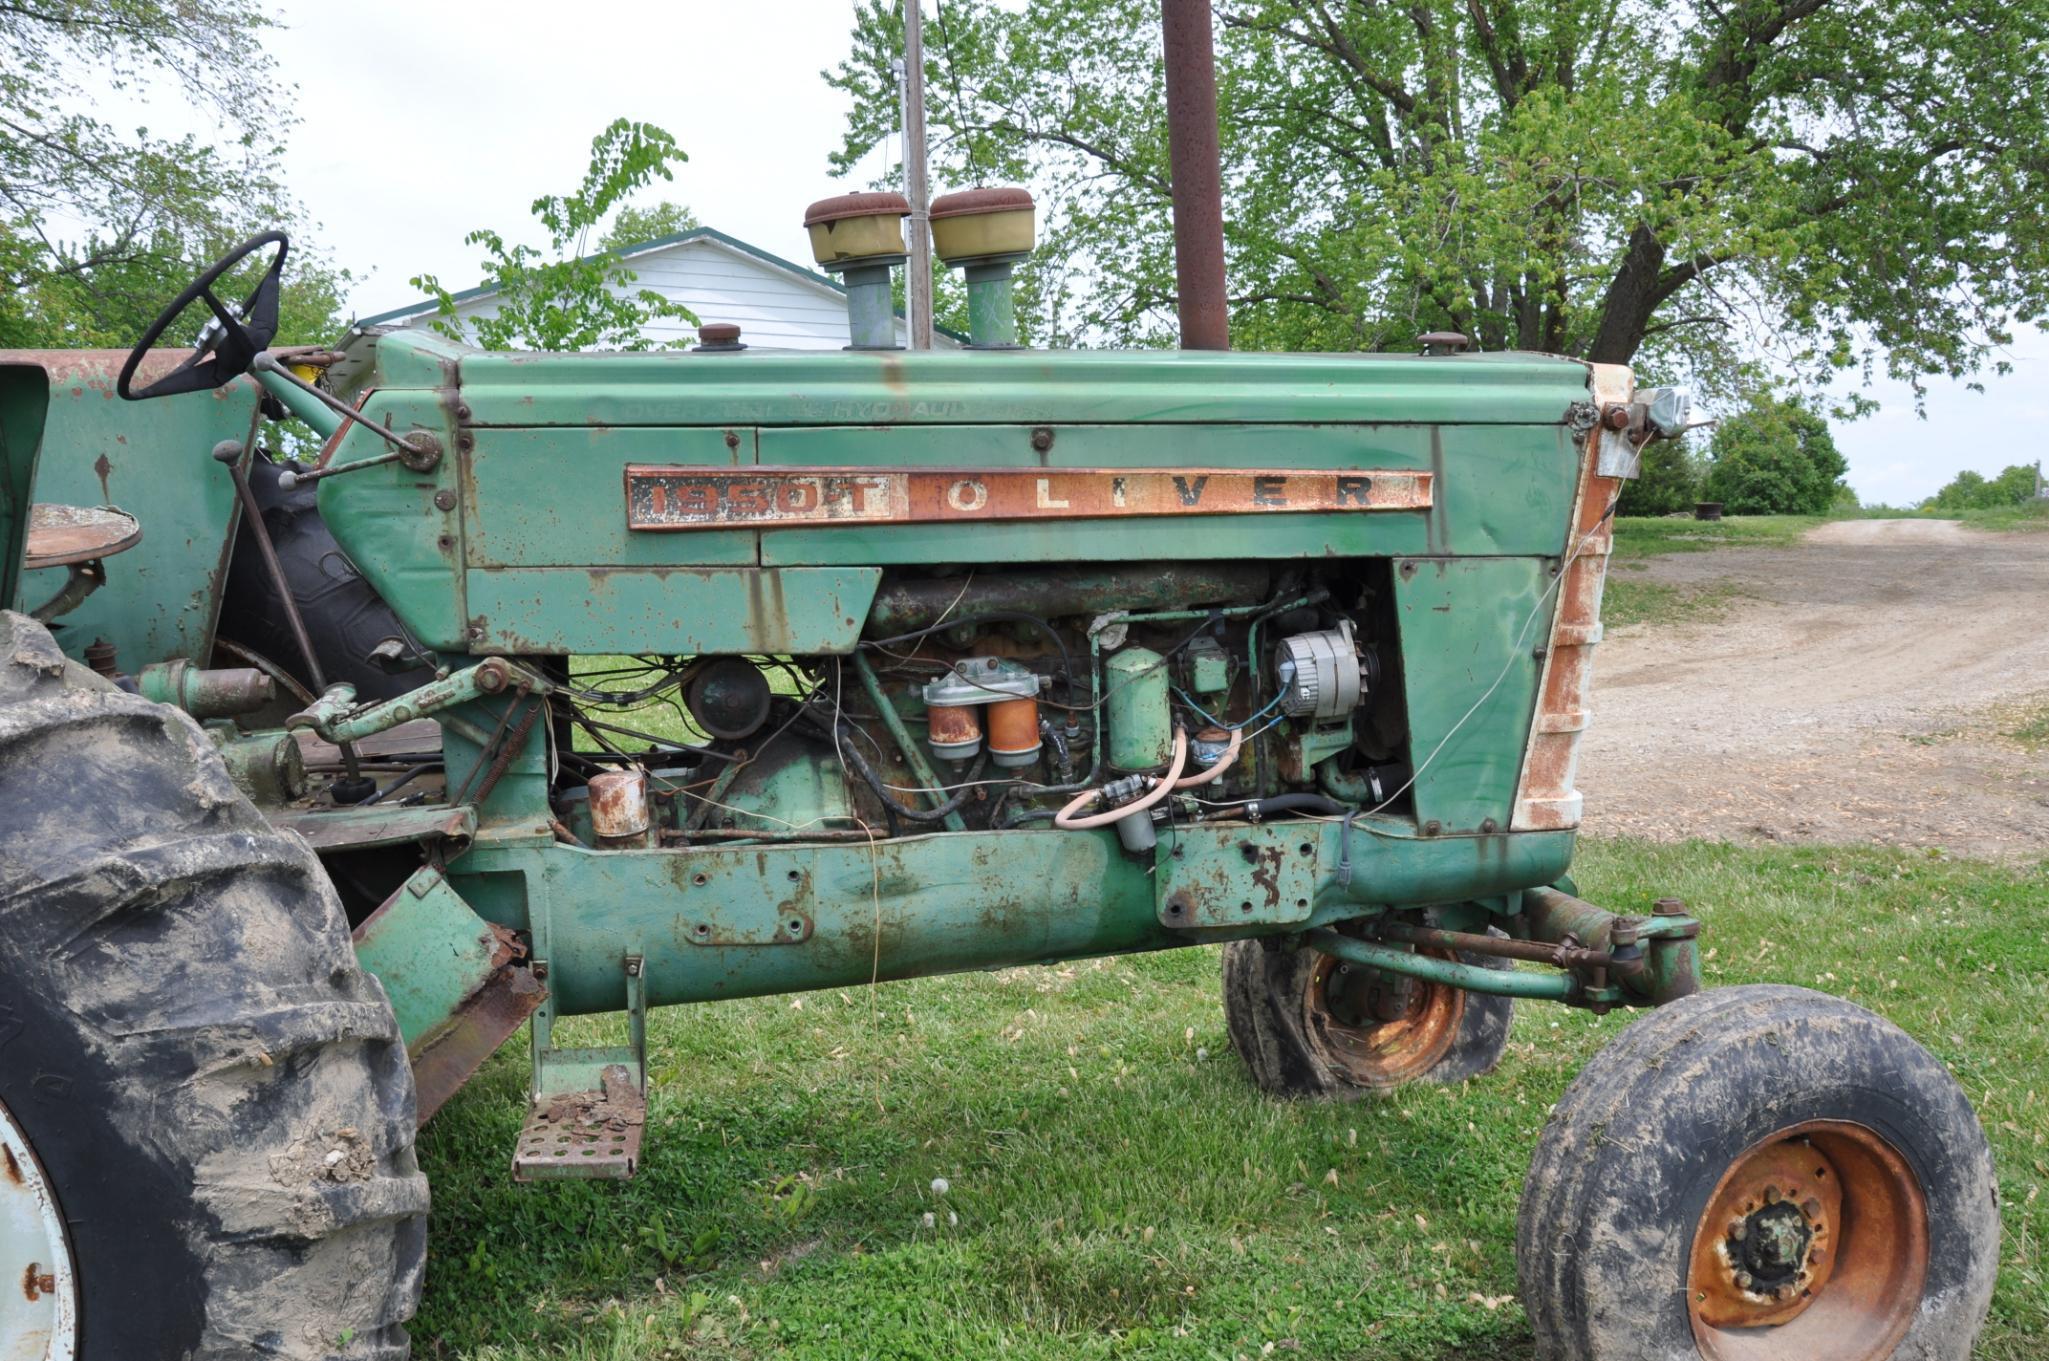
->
xmin=1161 ymin=0 xmax=1229 ymax=350
xmin=902 ymin=0 xmax=935 ymax=350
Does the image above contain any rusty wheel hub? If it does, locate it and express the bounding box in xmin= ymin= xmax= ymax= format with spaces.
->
xmin=1688 ymin=1120 xmax=1927 ymax=1360
xmin=1 ymin=1093 xmax=77 ymax=1360
xmin=1305 ymin=948 xmax=1463 ymax=1087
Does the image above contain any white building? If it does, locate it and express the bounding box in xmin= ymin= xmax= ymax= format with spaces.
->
xmin=354 ymin=225 xmax=959 ymax=350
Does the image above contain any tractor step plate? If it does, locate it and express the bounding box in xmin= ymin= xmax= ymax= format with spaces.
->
xmin=512 ymin=1064 xmax=646 ymax=1182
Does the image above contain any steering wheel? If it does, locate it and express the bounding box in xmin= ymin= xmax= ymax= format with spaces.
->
xmin=117 ymin=231 xmax=289 ymax=401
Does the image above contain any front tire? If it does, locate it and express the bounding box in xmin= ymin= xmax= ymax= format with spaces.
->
xmin=1223 ymin=915 xmax=1514 ymax=1098
xmin=0 ymin=612 xmax=427 ymax=1358
xmin=1516 ymin=984 xmax=1997 ymax=1360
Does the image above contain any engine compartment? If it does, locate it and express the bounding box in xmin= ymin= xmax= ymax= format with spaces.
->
xmin=547 ymin=559 xmax=1416 ymax=849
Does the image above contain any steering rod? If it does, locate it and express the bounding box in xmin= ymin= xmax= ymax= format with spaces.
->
xmin=250 ymin=352 xmax=443 ymax=486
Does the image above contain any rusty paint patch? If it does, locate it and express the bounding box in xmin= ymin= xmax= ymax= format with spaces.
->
xmin=625 ymin=464 xmax=1432 ymax=531
xmin=22 ymin=502 xmax=141 ymax=568
xmin=412 ymin=966 xmax=546 ymax=1126
xmin=1511 ymin=364 xmax=1628 ymax=831
xmin=1 ymin=1143 xmax=21 ymax=1186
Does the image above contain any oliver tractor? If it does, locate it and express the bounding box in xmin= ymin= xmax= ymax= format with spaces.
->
xmin=0 ymin=134 xmax=1999 ymax=1361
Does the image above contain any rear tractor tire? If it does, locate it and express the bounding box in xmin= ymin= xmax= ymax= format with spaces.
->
xmin=0 ymin=612 xmax=427 ymax=1359
xmin=1517 ymin=984 xmax=1997 ymax=1361
xmin=1222 ymin=916 xmax=1514 ymax=1097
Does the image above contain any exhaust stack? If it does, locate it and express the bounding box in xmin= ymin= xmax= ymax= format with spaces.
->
xmin=1162 ymin=0 xmax=1228 ymax=350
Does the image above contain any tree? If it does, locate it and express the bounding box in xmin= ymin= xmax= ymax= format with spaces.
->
xmin=601 ymin=201 xmax=701 ymax=251
xmin=411 ymin=121 xmax=700 ymax=352
xmin=1928 ymin=463 xmax=2041 ymax=510
xmin=1617 ymin=437 xmax=1701 ymax=517
xmin=828 ymin=0 xmax=2048 ymax=392
xmin=0 ymin=1 xmax=347 ymax=349
xmin=1702 ymin=395 xmax=1846 ymax=514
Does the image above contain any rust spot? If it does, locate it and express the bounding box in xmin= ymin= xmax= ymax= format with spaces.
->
xmin=22 ymin=1261 xmax=53 ymax=1302
xmin=2 ymin=1143 xmax=22 ymax=1185
xmin=1246 ymin=844 xmax=1285 ymax=910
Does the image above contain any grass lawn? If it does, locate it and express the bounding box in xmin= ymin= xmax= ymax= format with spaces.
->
xmin=413 ymin=838 xmax=2048 ymax=1359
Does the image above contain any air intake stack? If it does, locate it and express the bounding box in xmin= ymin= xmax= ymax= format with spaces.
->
xmin=804 ymin=191 xmax=912 ymax=350
xmin=930 ymin=187 xmax=1035 ymax=349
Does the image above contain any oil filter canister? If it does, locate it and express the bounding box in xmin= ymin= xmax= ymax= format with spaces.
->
xmin=986 ymin=695 xmax=1043 ymax=769
xmin=922 ymin=657 xmax=1042 ymax=764
xmin=589 ymin=767 xmax=652 ymax=845
xmin=926 ymin=701 xmax=984 ymax=761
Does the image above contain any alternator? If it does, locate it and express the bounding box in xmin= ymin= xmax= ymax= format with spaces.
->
xmin=1273 ymin=619 xmax=1370 ymax=720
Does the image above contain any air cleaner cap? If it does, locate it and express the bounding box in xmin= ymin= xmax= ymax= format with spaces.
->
xmin=928 ymin=186 xmax=1036 ymax=265
xmin=802 ymin=191 xmax=911 ymax=267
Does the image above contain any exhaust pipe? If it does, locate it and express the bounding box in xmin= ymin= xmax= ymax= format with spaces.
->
xmin=1162 ymin=0 xmax=1228 ymax=350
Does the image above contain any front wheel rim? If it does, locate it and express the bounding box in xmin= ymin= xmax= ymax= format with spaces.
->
xmin=0 ymin=1094 xmax=78 ymax=1361
xmin=1304 ymin=949 xmax=1465 ymax=1087
xmin=1687 ymin=1119 xmax=1927 ymax=1361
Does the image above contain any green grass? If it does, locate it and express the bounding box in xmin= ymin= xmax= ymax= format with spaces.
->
xmin=1608 ymin=513 xmax=1822 ymax=558
xmin=2009 ymin=702 xmax=2049 ymax=750
xmin=1839 ymin=499 xmax=2049 ymax=533
xmin=1598 ymin=577 xmax=1756 ymax=630
xmin=414 ymin=839 xmax=2049 ymax=1359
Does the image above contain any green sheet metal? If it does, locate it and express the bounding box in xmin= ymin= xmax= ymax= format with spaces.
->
xmin=440 ymin=340 xmax=1590 ymax=428
xmin=1392 ymin=556 xmax=1552 ymax=834
xmin=0 ymin=364 xmax=50 ymax=608
xmin=352 ymin=866 xmax=512 ymax=1050
xmin=5 ymin=352 xmax=258 ymax=667
xmin=446 ymin=820 xmax=1575 ymax=1016
xmin=462 ymin=567 xmax=881 ymax=655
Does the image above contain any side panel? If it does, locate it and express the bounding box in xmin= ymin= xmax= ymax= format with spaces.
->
xmin=449 ymin=823 xmax=1578 ymax=1015
xmin=1392 ymin=555 xmax=1551 ymax=834
xmin=752 ymin=423 xmax=1573 ymax=565
xmin=5 ymin=352 xmax=258 ymax=666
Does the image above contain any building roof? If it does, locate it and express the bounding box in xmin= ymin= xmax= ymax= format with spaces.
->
xmin=355 ymin=224 xmax=964 ymax=342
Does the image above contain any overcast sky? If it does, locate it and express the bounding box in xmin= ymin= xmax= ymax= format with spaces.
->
xmin=120 ymin=1 xmax=2048 ymax=506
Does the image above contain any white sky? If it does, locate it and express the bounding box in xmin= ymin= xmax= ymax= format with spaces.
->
xmin=97 ymin=0 xmax=2049 ymax=506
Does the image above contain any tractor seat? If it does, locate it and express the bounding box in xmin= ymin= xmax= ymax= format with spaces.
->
xmin=24 ymin=503 xmax=141 ymax=570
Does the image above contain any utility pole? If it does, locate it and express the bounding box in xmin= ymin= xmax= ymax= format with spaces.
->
xmin=901 ymin=0 xmax=934 ymax=349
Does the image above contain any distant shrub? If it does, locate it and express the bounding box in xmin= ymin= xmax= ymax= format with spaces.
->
xmin=1617 ymin=437 xmax=1701 ymax=517
xmin=1702 ymin=396 xmax=1847 ymax=516
xmin=1927 ymin=463 xmax=2041 ymax=511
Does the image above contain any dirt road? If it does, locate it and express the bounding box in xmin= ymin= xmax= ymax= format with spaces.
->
xmin=1580 ymin=519 xmax=2049 ymax=860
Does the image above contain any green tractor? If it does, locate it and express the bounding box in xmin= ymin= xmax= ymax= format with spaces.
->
xmin=0 ymin=146 xmax=1998 ymax=1361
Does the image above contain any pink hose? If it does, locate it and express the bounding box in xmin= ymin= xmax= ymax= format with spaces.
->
xmin=1173 ymin=726 xmax=1242 ymax=788
xmin=1054 ymin=728 xmax=1189 ymax=829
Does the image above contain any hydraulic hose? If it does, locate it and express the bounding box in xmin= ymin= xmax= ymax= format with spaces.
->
xmin=1244 ymin=792 xmax=1348 ymax=818
xmin=1055 ymin=728 xmax=1189 ymax=830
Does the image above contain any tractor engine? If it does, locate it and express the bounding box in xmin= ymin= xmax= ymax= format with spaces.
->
xmin=550 ymin=559 xmax=1413 ymax=853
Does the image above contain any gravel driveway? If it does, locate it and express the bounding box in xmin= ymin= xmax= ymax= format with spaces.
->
xmin=1579 ymin=518 xmax=2049 ymax=861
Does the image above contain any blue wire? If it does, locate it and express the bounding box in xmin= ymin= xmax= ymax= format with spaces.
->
xmin=1173 ymin=684 xmax=1285 ymax=732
